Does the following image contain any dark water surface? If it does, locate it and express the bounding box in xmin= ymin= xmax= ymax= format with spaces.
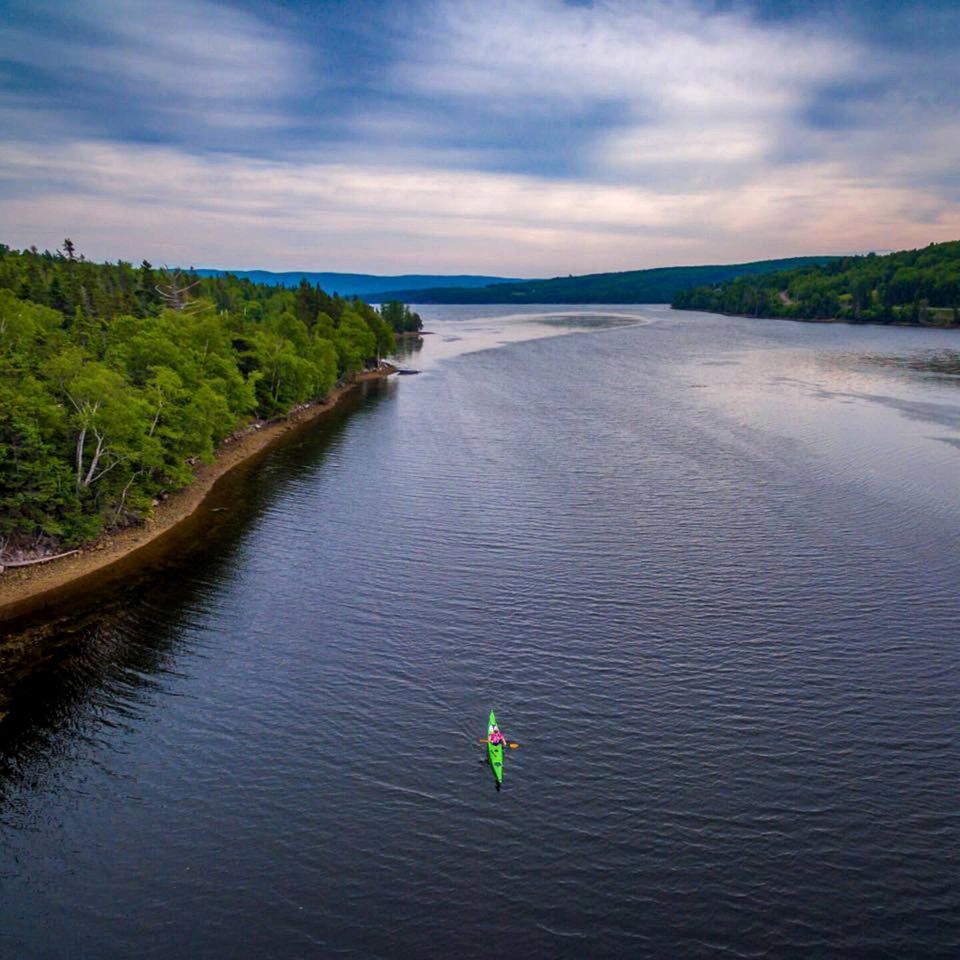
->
xmin=2 ymin=306 xmax=960 ymax=958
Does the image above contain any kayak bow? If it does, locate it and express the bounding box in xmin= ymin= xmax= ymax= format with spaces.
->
xmin=487 ymin=710 xmax=504 ymax=784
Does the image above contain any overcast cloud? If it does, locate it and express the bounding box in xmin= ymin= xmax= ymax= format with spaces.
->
xmin=1 ymin=0 xmax=958 ymax=273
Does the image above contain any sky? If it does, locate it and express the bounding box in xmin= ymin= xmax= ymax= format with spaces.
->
xmin=2 ymin=0 xmax=960 ymax=275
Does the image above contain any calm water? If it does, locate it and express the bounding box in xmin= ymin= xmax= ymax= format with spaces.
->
xmin=2 ymin=306 xmax=960 ymax=959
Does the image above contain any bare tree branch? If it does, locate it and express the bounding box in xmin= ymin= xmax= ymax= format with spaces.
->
xmin=156 ymin=268 xmax=202 ymax=311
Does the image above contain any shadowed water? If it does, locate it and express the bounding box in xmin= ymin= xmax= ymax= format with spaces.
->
xmin=1 ymin=306 xmax=959 ymax=958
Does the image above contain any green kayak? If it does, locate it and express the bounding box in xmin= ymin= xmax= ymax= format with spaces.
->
xmin=487 ymin=710 xmax=504 ymax=784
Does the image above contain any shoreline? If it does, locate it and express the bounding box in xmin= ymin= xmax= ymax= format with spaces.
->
xmin=0 ymin=365 xmax=396 ymax=624
xmin=673 ymin=307 xmax=960 ymax=329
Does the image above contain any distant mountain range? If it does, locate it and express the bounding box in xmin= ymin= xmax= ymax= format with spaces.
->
xmin=373 ymin=257 xmax=840 ymax=304
xmin=192 ymin=269 xmax=524 ymax=298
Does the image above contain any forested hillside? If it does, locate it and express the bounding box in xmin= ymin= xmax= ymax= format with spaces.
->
xmin=0 ymin=243 xmax=418 ymax=556
xmin=374 ymin=257 xmax=837 ymax=304
xmin=194 ymin=269 xmax=523 ymax=298
xmin=672 ymin=241 xmax=960 ymax=324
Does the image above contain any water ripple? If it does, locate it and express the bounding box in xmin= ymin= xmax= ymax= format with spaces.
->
xmin=2 ymin=308 xmax=960 ymax=958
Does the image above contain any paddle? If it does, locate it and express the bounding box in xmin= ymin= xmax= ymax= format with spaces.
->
xmin=479 ymin=739 xmax=520 ymax=748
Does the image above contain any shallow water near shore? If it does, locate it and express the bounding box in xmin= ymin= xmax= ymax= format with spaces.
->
xmin=2 ymin=305 xmax=960 ymax=958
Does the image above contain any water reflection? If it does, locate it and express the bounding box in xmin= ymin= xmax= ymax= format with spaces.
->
xmin=0 ymin=383 xmax=387 ymax=786
xmin=536 ymin=312 xmax=649 ymax=329
xmin=838 ymin=348 xmax=960 ymax=382
xmin=0 ymin=595 xmax=191 ymax=814
xmin=391 ymin=334 xmax=425 ymax=364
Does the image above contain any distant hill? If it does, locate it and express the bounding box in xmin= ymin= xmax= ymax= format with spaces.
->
xmin=193 ymin=269 xmax=524 ymax=298
xmin=373 ymin=257 xmax=840 ymax=304
xmin=672 ymin=241 xmax=960 ymax=326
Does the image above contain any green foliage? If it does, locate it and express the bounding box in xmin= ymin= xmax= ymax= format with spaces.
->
xmin=0 ymin=289 xmax=65 ymax=363
xmin=373 ymin=258 xmax=840 ymax=305
xmin=672 ymin=241 xmax=960 ymax=325
xmin=0 ymin=242 xmax=397 ymax=551
xmin=334 ymin=308 xmax=378 ymax=375
xmin=0 ymin=377 xmax=95 ymax=543
xmin=379 ymin=300 xmax=422 ymax=334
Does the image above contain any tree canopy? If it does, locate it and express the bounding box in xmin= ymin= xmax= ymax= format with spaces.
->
xmin=373 ymin=257 xmax=839 ymax=305
xmin=0 ymin=242 xmax=407 ymax=554
xmin=672 ymin=241 xmax=960 ymax=326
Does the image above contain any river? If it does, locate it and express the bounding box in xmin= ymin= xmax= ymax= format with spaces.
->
xmin=1 ymin=305 xmax=959 ymax=958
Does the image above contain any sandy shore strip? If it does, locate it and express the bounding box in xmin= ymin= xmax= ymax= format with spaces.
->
xmin=0 ymin=366 xmax=396 ymax=624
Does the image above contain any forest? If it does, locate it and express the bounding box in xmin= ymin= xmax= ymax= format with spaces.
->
xmin=672 ymin=241 xmax=960 ymax=325
xmin=0 ymin=242 xmax=421 ymax=556
xmin=373 ymin=256 xmax=837 ymax=304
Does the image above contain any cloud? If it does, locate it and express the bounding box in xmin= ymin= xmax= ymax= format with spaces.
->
xmin=385 ymin=1 xmax=857 ymax=177
xmin=398 ymin=0 xmax=849 ymax=104
xmin=1 ymin=0 xmax=959 ymax=271
xmin=0 ymin=0 xmax=308 ymax=142
xmin=3 ymin=139 xmax=960 ymax=274
xmin=376 ymin=0 xmax=960 ymax=198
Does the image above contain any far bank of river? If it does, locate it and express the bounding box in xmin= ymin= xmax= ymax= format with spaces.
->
xmin=0 ymin=366 xmax=396 ymax=624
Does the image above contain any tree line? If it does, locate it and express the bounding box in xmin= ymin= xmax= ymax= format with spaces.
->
xmin=374 ymin=256 xmax=838 ymax=304
xmin=672 ymin=241 xmax=960 ymax=325
xmin=0 ymin=242 xmax=421 ymax=555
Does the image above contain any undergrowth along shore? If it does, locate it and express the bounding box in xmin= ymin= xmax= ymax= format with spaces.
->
xmin=0 ymin=364 xmax=396 ymax=622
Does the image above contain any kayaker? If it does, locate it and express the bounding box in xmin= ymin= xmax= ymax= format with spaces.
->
xmin=489 ymin=726 xmax=506 ymax=746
